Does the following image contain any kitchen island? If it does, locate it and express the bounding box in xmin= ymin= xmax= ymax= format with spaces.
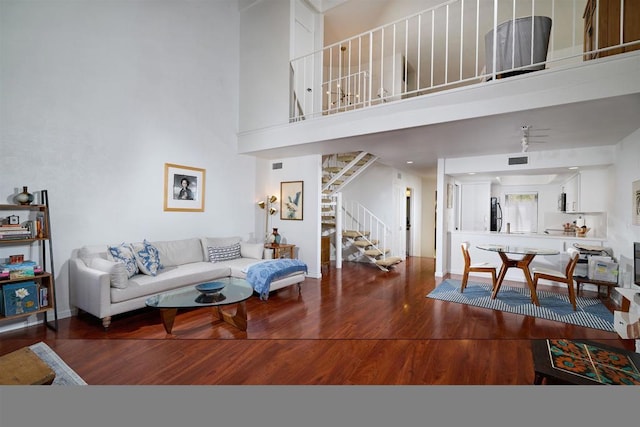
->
xmin=448 ymin=231 xmax=606 ymax=286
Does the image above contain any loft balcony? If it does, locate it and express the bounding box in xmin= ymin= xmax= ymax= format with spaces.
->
xmin=289 ymin=0 xmax=640 ymax=122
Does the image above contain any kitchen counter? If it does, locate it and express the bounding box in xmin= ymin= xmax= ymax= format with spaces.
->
xmin=450 ymin=230 xmax=606 ymax=242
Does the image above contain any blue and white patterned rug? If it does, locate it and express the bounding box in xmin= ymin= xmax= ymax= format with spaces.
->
xmin=426 ymin=279 xmax=615 ymax=332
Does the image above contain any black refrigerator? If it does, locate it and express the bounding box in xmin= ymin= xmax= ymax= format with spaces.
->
xmin=490 ymin=197 xmax=502 ymax=232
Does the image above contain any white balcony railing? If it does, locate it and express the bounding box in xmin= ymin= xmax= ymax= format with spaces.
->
xmin=290 ymin=0 xmax=640 ymax=122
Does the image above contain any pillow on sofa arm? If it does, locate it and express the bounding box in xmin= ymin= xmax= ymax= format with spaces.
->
xmin=88 ymin=257 xmax=129 ymax=289
xmin=241 ymin=242 xmax=264 ymax=260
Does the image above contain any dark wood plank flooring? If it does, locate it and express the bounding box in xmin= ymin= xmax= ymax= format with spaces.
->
xmin=0 ymin=257 xmax=633 ymax=385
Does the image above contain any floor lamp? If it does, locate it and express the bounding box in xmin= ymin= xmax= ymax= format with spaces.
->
xmin=257 ymin=195 xmax=277 ymax=242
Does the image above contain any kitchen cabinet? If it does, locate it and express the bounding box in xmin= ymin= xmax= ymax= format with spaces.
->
xmin=563 ymin=169 xmax=609 ymax=213
xmin=459 ymin=182 xmax=491 ymax=231
xmin=563 ymin=174 xmax=579 ymax=212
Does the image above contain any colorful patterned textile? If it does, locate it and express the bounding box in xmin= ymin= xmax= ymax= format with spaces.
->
xmin=547 ymin=339 xmax=640 ymax=385
xmin=246 ymin=259 xmax=308 ymax=300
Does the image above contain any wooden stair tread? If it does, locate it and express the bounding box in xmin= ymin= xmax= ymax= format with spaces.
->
xmin=343 ymin=230 xmax=370 ymax=238
xmin=353 ymin=240 xmax=377 ymax=248
xmin=376 ymin=256 xmax=402 ymax=267
xmin=364 ymin=248 xmax=389 ymax=257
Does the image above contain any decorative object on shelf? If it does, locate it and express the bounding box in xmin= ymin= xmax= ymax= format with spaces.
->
xmin=267 ymin=228 xmax=281 ymax=245
xmin=8 ymin=215 xmax=19 ymax=225
xmin=280 ymin=181 xmax=303 ymax=220
xmin=14 ymin=186 xmax=34 ymax=205
xmin=257 ymin=194 xmax=278 ymax=242
xmin=163 ymin=163 xmax=206 ymax=212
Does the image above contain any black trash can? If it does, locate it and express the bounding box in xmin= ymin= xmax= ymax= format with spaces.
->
xmin=485 ymin=16 xmax=552 ymax=78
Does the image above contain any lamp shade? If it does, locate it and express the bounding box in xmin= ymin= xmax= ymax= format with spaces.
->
xmin=269 ymin=195 xmax=278 ymax=204
xmin=257 ymin=200 xmax=266 ymax=209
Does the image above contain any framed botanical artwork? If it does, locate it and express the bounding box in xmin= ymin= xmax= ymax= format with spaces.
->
xmin=163 ymin=163 xmax=205 ymax=212
xmin=281 ymin=180 xmax=303 ymax=220
xmin=633 ymin=179 xmax=640 ymax=226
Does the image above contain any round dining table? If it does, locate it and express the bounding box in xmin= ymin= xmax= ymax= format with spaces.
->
xmin=476 ymin=244 xmax=560 ymax=306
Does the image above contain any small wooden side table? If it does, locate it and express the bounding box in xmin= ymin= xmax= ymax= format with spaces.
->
xmin=265 ymin=243 xmax=296 ymax=259
xmin=574 ymin=275 xmax=617 ymax=299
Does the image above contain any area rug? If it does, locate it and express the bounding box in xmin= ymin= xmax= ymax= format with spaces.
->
xmin=28 ymin=342 xmax=87 ymax=385
xmin=426 ymin=279 xmax=615 ymax=332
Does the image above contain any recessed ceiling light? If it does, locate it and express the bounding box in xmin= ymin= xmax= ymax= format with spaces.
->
xmin=568 ymin=166 xmax=579 ymax=170
xmin=406 ymin=160 xmax=413 ymax=164
xmin=468 ymin=172 xmax=476 ymax=175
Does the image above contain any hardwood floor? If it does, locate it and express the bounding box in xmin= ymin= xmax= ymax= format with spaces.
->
xmin=0 ymin=257 xmax=633 ymax=385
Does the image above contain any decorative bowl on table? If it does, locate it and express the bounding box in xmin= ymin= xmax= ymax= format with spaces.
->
xmin=195 ymin=281 xmax=226 ymax=295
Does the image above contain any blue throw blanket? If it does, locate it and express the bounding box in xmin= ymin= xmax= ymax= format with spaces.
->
xmin=246 ymin=259 xmax=308 ymax=300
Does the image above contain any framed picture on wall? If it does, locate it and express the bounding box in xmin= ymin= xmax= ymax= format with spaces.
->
xmin=281 ymin=181 xmax=303 ymax=220
xmin=163 ymin=163 xmax=206 ymax=212
xmin=633 ymin=179 xmax=640 ymax=226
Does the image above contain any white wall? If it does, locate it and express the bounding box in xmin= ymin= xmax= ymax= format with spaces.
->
xmin=0 ymin=0 xmax=249 ymax=330
xmin=263 ymin=154 xmax=322 ymax=278
xmin=239 ymin=0 xmax=291 ymax=132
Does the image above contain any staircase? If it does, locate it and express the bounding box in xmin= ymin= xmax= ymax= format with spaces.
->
xmin=321 ymin=152 xmax=402 ymax=272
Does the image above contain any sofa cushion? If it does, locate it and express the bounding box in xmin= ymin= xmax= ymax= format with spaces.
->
xmin=111 ymin=262 xmax=231 ymax=303
xmin=131 ymin=240 xmax=163 ymax=276
xmin=200 ymin=236 xmax=241 ymax=260
xmin=240 ymin=242 xmax=264 ymax=260
xmin=207 ymin=243 xmax=241 ymax=263
xmin=107 ymin=243 xmax=139 ymax=278
xmin=88 ymin=257 xmax=129 ymax=289
xmin=152 ymin=238 xmax=205 ymax=267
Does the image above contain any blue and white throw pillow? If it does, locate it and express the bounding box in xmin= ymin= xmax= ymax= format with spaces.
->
xmin=107 ymin=243 xmax=139 ymax=278
xmin=131 ymin=239 xmax=163 ymax=276
xmin=208 ymin=243 xmax=241 ymax=263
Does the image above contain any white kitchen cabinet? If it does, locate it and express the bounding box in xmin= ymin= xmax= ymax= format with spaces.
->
xmin=564 ymin=173 xmax=579 ymax=212
xmin=459 ymin=182 xmax=490 ymax=231
xmin=563 ymin=168 xmax=609 ymax=213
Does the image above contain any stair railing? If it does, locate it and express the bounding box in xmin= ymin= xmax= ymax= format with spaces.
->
xmin=342 ymin=199 xmax=391 ymax=260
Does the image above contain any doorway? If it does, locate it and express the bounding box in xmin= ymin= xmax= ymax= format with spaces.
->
xmin=406 ymin=187 xmax=412 ymax=256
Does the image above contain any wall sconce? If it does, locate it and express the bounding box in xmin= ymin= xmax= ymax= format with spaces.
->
xmin=257 ymin=195 xmax=278 ymax=241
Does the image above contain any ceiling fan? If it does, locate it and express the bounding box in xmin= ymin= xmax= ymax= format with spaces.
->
xmin=520 ymin=125 xmax=549 ymax=152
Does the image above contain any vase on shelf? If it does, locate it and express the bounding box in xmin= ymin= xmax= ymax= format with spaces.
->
xmin=14 ymin=186 xmax=34 ymax=205
xmin=268 ymin=228 xmax=281 ymax=245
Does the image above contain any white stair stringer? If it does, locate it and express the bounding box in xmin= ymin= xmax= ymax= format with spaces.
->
xmin=322 ymin=152 xmax=378 ymax=196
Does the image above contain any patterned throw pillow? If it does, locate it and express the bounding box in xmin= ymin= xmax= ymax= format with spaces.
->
xmin=131 ymin=240 xmax=163 ymax=276
xmin=107 ymin=243 xmax=139 ymax=278
xmin=208 ymin=243 xmax=241 ymax=263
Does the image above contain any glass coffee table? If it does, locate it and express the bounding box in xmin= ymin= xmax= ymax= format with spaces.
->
xmin=145 ymin=277 xmax=254 ymax=334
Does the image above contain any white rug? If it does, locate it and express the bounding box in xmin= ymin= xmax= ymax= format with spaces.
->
xmin=28 ymin=342 xmax=87 ymax=385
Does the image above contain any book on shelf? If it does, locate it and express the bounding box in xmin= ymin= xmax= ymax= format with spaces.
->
xmin=0 ymin=234 xmax=31 ymax=240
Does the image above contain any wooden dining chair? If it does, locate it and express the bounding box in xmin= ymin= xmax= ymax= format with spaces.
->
xmin=532 ymin=247 xmax=581 ymax=311
xmin=461 ymin=242 xmax=497 ymax=292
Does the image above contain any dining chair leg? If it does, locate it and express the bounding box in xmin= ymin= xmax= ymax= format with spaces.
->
xmin=461 ymin=271 xmax=470 ymax=292
xmin=567 ymin=280 xmax=577 ymax=311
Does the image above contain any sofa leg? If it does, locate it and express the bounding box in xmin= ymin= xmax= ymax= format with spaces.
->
xmin=102 ymin=316 xmax=111 ymax=330
xmin=297 ymin=283 xmax=302 ymax=294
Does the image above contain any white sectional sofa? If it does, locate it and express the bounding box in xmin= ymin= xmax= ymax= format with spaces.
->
xmin=69 ymin=236 xmax=306 ymax=329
